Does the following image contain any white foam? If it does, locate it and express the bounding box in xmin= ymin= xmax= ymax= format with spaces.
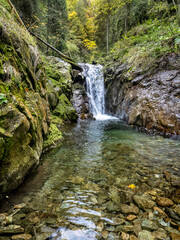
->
xmin=94 ymin=114 xmax=119 ymax=121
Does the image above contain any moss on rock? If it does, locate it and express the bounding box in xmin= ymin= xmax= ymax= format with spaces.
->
xmin=43 ymin=123 xmax=63 ymax=151
xmin=53 ymin=94 xmax=78 ymax=122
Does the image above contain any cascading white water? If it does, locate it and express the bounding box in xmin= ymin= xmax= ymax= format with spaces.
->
xmin=81 ymin=64 xmax=105 ymax=116
xmin=80 ymin=63 xmax=118 ymax=120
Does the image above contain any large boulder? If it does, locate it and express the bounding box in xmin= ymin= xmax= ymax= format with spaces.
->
xmin=105 ymin=53 xmax=180 ymax=136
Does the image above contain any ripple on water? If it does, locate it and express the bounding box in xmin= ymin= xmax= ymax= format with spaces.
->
xmin=0 ymin=119 xmax=180 ymax=240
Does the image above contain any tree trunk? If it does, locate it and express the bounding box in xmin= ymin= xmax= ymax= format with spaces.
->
xmin=47 ymin=0 xmax=50 ymax=50
xmin=124 ymin=3 xmax=128 ymax=36
xmin=107 ymin=12 xmax=109 ymax=55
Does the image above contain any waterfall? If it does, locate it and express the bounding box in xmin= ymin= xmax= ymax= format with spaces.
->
xmin=80 ymin=63 xmax=117 ymax=120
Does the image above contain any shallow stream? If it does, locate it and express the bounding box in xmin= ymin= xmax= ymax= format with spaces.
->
xmin=1 ymin=119 xmax=180 ymax=239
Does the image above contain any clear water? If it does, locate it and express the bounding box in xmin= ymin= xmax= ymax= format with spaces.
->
xmin=1 ymin=119 xmax=180 ymax=239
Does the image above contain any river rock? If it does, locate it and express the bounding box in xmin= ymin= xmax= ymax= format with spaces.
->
xmin=121 ymin=232 xmax=130 ymax=240
xmin=141 ymin=219 xmax=158 ymax=231
xmin=102 ymin=231 xmax=108 ymax=239
xmin=127 ymin=215 xmax=137 ymax=221
xmin=170 ymin=233 xmax=180 ymax=240
xmin=156 ymin=197 xmax=174 ymax=207
xmin=0 ymin=225 xmax=24 ymax=235
xmin=165 ymin=207 xmax=180 ymax=220
xmin=153 ymin=228 xmax=168 ymax=240
xmin=173 ymin=204 xmax=180 ymax=217
xmin=133 ymin=195 xmax=156 ymax=210
xmin=121 ymin=203 xmax=139 ymax=215
xmin=122 ymin=225 xmax=134 ymax=233
xmin=0 ymin=215 xmax=6 ymax=223
xmin=130 ymin=235 xmax=138 ymax=240
xmin=138 ymin=230 xmax=155 ymax=240
xmin=11 ymin=234 xmax=32 ymax=240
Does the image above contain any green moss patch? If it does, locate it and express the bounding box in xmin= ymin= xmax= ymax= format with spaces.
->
xmin=43 ymin=123 xmax=63 ymax=150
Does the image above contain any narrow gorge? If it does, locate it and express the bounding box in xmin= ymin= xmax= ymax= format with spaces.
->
xmin=0 ymin=1 xmax=180 ymax=240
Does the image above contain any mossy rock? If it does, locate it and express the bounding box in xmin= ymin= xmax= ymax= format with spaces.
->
xmin=43 ymin=123 xmax=63 ymax=151
xmin=53 ymin=93 xmax=78 ymax=122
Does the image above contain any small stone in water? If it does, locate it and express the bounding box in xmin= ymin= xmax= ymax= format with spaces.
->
xmin=141 ymin=219 xmax=158 ymax=231
xmin=102 ymin=230 xmax=108 ymax=239
xmin=122 ymin=224 xmax=134 ymax=232
xmin=14 ymin=203 xmax=26 ymax=209
xmin=0 ymin=214 xmax=6 ymax=223
xmin=170 ymin=233 xmax=180 ymax=240
xmin=97 ymin=221 xmax=104 ymax=232
xmin=156 ymin=197 xmax=174 ymax=207
xmin=126 ymin=215 xmax=136 ymax=221
xmin=133 ymin=195 xmax=156 ymax=211
xmin=138 ymin=230 xmax=155 ymax=240
xmin=130 ymin=235 xmax=139 ymax=240
xmin=11 ymin=233 xmax=32 ymax=240
xmin=153 ymin=207 xmax=167 ymax=217
xmin=121 ymin=232 xmax=130 ymax=240
xmin=148 ymin=212 xmax=154 ymax=220
xmin=121 ymin=203 xmax=139 ymax=215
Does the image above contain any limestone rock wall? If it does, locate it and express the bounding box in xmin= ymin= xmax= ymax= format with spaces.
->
xmin=105 ymin=54 xmax=180 ymax=136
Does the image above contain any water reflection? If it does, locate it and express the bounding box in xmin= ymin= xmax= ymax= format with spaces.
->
xmin=0 ymin=119 xmax=180 ymax=239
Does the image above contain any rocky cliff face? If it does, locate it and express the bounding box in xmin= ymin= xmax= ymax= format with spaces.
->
xmin=105 ymin=54 xmax=180 ymax=137
xmin=0 ymin=6 xmax=77 ymax=196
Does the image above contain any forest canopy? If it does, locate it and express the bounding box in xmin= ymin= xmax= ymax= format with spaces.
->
xmin=9 ymin=0 xmax=180 ymax=61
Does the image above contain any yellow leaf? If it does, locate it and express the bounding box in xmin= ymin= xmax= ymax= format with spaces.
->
xmin=128 ymin=184 xmax=136 ymax=189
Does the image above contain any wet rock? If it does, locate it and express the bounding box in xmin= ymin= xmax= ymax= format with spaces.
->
xmin=165 ymin=207 xmax=180 ymax=220
xmin=0 ymin=237 xmax=10 ymax=240
xmin=0 ymin=215 xmax=6 ymax=223
xmin=102 ymin=230 xmax=108 ymax=239
xmin=14 ymin=204 xmax=26 ymax=210
xmin=165 ymin=226 xmax=180 ymax=235
xmin=112 ymin=217 xmax=125 ymax=225
xmin=84 ymin=182 xmax=100 ymax=191
xmin=133 ymin=195 xmax=156 ymax=211
xmin=105 ymin=54 xmax=180 ymax=135
xmin=153 ymin=207 xmax=167 ymax=217
xmin=122 ymin=225 xmax=134 ymax=233
xmin=171 ymin=188 xmax=180 ymax=204
xmin=170 ymin=175 xmax=180 ymax=187
xmin=148 ymin=212 xmax=154 ymax=220
xmin=121 ymin=232 xmax=130 ymax=240
xmin=141 ymin=219 xmax=158 ymax=231
xmin=129 ymin=235 xmax=138 ymax=240
xmin=173 ymin=204 xmax=180 ymax=217
xmin=153 ymin=228 xmax=168 ymax=240
xmin=126 ymin=215 xmax=137 ymax=221
xmin=11 ymin=234 xmax=32 ymax=240
xmin=0 ymin=225 xmax=24 ymax=235
xmin=105 ymin=225 xmax=115 ymax=232
xmin=133 ymin=218 xmax=142 ymax=236
xmin=156 ymin=197 xmax=174 ymax=207
xmin=69 ymin=176 xmax=84 ymax=185
xmin=170 ymin=233 xmax=180 ymax=240
xmin=121 ymin=203 xmax=139 ymax=215
xmin=138 ymin=230 xmax=155 ymax=240
xmin=97 ymin=221 xmax=104 ymax=232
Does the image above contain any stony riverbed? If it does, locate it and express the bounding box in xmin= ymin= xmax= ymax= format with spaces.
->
xmin=0 ymin=119 xmax=180 ymax=240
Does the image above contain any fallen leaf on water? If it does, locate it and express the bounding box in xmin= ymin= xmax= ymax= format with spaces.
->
xmin=128 ymin=184 xmax=136 ymax=189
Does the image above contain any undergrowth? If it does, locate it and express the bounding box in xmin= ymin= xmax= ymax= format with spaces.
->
xmin=101 ymin=18 xmax=180 ymax=70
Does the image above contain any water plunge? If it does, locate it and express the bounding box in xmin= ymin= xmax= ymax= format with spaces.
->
xmin=80 ymin=63 xmax=117 ymax=120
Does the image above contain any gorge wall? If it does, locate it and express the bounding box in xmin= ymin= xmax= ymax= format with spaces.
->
xmin=0 ymin=5 xmax=78 ymax=196
xmin=105 ymin=53 xmax=180 ymax=137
